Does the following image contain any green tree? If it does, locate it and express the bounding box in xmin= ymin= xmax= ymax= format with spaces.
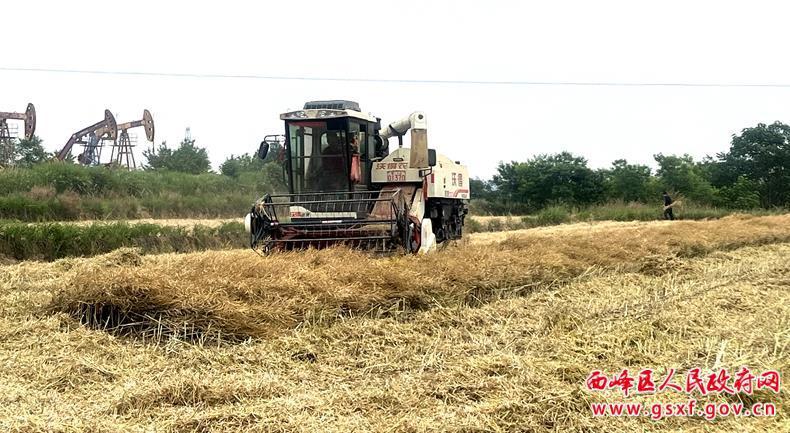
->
xmin=492 ymin=152 xmax=605 ymax=210
xmin=220 ymin=139 xmax=287 ymax=193
xmin=716 ymin=175 xmax=761 ymax=209
xmin=220 ymin=139 xmax=285 ymax=178
xmin=219 ymin=155 xmax=243 ymax=178
xmin=469 ymin=177 xmax=496 ymax=201
xmin=220 ymin=153 xmax=267 ymax=178
xmin=236 ymin=161 xmax=287 ymax=193
xmin=13 ymin=135 xmax=48 ymax=167
xmin=716 ymin=122 xmax=790 ymax=207
xmin=143 ymin=138 xmax=211 ymax=174
xmin=654 ymin=153 xmax=716 ymax=204
xmin=603 ymin=159 xmax=652 ymax=202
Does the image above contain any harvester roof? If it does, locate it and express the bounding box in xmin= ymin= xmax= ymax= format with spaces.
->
xmin=303 ymin=100 xmax=360 ymax=111
xmin=280 ymin=100 xmax=378 ymax=123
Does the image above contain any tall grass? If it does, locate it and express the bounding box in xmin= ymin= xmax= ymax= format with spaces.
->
xmin=0 ymin=163 xmax=283 ymax=221
xmin=0 ymin=163 xmax=267 ymax=196
xmin=571 ymin=201 xmax=761 ymax=221
xmin=0 ymin=221 xmax=246 ymax=260
xmin=0 ymin=193 xmax=259 ymax=221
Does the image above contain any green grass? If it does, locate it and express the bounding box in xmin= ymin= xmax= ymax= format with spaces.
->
xmin=0 ymin=163 xmax=283 ymax=222
xmin=0 ymin=163 xmax=258 ymax=197
xmin=0 ymin=193 xmax=260 ymax=221
xmin=1 ymin=200 xmax=780 ymax=261
xmin=0 ymin=221 xmax=247 ymax=261
xmin=571 ymin=201 xmax=738 ymax=221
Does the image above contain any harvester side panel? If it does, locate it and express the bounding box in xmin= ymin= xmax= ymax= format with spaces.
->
xmin=371 ymin=147 xmax=469 ymax=200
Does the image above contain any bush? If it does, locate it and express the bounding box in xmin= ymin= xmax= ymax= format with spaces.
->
xmin=468 ymin=199 xmax=531 ymax=216
xmin=716 ymin=176 xmax=761 ymax=209
xmin=485 ymin=218 xmax=503 ymax=232
xmin=583 ymin=202 xmax=658 ymax=222
xmin=143 ymin=139 xmax=211 ymax=174
xmin=535 ymin=206 xmax=570 ymax=226
xmin=464 ymin=218 xmax=482 ymax=233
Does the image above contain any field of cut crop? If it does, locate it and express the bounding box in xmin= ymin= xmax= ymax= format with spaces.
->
xmin=1 ymin=214 xmax=788 ymax=432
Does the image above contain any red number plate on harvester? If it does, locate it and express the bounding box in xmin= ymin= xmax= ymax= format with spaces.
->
xmin=387 ymin=170 xmax=406 ymax=182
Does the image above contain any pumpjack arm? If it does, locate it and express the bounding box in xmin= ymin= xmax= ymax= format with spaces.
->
xmin=116 ymin=109 xmax=155 ymax=142
xmin=0 ymin=103 xmax=36 ymax=139
xmin=57 ymin=110 xmax=117 ymax=161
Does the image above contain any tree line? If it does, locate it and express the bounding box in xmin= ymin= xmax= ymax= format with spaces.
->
xmin=5 ymin=135 xmax=286 ymax=190
xmin=4 ymin=120 xmax=789 ymax=214
xmin=472 ymin=121 xmax=790 ymax=213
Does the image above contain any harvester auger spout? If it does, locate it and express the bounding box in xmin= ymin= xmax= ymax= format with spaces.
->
xmin=246 ymin=100 xmax=469 ymax=254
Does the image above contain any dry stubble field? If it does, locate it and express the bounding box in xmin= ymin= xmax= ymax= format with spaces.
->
xmin=0 ymin=215 xmax=788 ymax=432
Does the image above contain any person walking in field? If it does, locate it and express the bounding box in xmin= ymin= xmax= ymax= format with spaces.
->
xmin=662 ymin=191 xmax=675 ymax=220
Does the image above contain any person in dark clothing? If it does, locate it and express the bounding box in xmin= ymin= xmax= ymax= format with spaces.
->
xmin=662 ymin=191 xmax=674 ymax=220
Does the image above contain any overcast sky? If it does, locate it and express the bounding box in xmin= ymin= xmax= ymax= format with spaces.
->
xmin=3 ymin=0 xmax=790 ymax=177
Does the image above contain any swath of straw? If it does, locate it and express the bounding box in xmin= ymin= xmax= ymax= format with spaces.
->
xmin=0 ymin=232 xmax=787 ymax=432
xmin=42 ymin=214 xmax=790 ymax=342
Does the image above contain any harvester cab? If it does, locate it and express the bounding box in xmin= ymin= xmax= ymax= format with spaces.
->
xmin=246 ymin=100 xmax=469 ymax=254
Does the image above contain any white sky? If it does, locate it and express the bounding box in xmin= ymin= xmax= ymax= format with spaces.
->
xmin=3 ymin=0 xmax=790 ymax=177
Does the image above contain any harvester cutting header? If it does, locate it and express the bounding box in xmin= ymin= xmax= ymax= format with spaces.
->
xmin=246 ymin=100 xmax=469 ymax=254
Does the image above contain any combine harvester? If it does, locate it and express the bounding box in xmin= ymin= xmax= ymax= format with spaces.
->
xmin=246 ymin=100 xmax=469 ymax=254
